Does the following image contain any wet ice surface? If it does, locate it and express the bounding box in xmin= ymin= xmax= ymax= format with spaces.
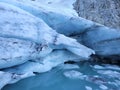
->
xmin=2 ymin=62 xmax=120 ymax=90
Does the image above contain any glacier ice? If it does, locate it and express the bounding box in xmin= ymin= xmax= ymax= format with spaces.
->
xmin=0 ymin=1 xmax=94 ymax=89
xmin=0 ymin=2 xmax=94 ymax=68
xmin=63 ymin=70 xmax=84 ymax=79
xmin=82 ymin=26 xmax=120 ymax=56
xmin=1 ymin=0 xmax=120 ymax=58
xmin=0 ymin=0 xmax=95 ymax=36
xmin=0 ymin=0 xmax=120 ymax=89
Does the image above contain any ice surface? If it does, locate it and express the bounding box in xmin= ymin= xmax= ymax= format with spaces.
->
xmin=0 ymin=0 xmax=95 ymax=36
xmin=0 ymin=0 xmax=120 ymax=89
xmin=0 ymin=2 xmax=94 ymax=68
xmin=1 ymin=0 xmax=120 ymax=58
xmin=0 ymin=1 xmax=95 ymax=89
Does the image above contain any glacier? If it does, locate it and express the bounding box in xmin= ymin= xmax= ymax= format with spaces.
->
xmin=0 ymin=1 xmax=94 ymax=89
xmin=0 ymin=0 xmax=120 ymax=89
xmin=1 ymin=0 xmax=120 ymax=57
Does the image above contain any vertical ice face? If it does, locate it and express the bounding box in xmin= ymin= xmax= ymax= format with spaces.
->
xmin=82 ymin=26 xmax=120 ymax=56
xmin=0 ymin=37 xmax=36 ymax=69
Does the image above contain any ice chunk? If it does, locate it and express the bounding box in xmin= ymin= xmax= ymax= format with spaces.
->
xmin=63 ymin=70 xmax=85 ymax=79
xmin=85 ymin=86 xmax=92 ymax=90
xmin=97 ymin=70 xmax=120 ymax=79
xmin=93 ymin=65 xmax=105 ymax=69
xmin=103 ymin=64 xmax=120 ymax=71
xmin=99 ymin=85 xmax=108 ymax=90
xmin=86 ymin=75 xmax=107 ymax=84
xmin=59 ymin=64 xmax=79 ymax=70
